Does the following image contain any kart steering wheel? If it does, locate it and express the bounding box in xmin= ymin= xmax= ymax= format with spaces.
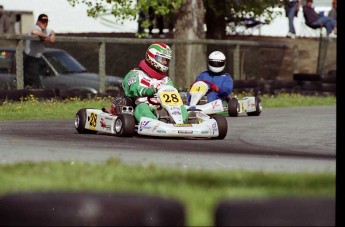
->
xmin=147 ymin=95 xmax=161 ymax=106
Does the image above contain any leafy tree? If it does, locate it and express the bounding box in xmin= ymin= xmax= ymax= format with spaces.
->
xmin=67 ymin=0 xmax=282 ymax=88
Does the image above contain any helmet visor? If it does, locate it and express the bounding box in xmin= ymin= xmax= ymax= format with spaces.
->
xmin=209 ymin=60 xmax=225 ymax=68
xmin=155 ymin=55 xmax=171 ymax=67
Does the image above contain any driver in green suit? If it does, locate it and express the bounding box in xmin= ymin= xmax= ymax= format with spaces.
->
xmin=122 ymin=42 xmax=188 ymax=123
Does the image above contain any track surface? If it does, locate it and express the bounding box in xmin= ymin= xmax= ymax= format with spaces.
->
xmin=0 ymin=106 xmax=336 ymax=173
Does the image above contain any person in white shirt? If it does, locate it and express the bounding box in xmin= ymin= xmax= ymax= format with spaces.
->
xmin=24 ymin=14 xmax=55 ymax=88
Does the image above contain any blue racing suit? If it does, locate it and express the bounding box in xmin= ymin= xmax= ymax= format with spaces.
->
xmin=188 ymin=70 xmax=233 ymax=104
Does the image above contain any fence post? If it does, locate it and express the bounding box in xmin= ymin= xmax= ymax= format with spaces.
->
xmin=99 ymin=41 xmax=106 ymax=94
xmin=169 ymin=44 xmax=176 ymax=83
xmin=15 ymin=40 xmax=24 ymax=89
xmin=233 ymin=44 xmax=240 ymax=80
xmin=292 ymin=44 xmax=299 ymax=74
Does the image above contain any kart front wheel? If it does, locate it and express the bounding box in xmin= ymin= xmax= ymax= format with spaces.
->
xmin=114 ymin=114 xmax=136 ymax=137
xmin=228 ymin=98 xmax=239 ymax=117
xmin=75 ymin=108 xmax=97 ymax=134
xmin=247 ymin=97 xmax=262 ymax=116
xmin=211 ymin=115 xmax=228 ymax=140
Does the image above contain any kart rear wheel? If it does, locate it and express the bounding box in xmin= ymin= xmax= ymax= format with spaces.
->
xmin=247 ymin=97 xmax=262 ymax=116
xmin=114 ymin=114 xmax=136 ymax=137
xmin=211 ymin=115 xmax=228 ymax=140
xmin=228 ymin=98 xmax=239 ymax=117
xmin=75 ymin=108 xmax=97 ymax=134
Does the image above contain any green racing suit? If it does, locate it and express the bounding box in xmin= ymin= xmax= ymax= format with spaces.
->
xmin=122 ymin=68 xmax=188 ymax=123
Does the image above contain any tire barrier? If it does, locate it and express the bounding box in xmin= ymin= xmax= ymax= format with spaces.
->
xmin=0 ymin=192 xmax=335 ymax=226
xmin=0 ymin=89 xmax=122 ymax=102
xmin=0 ymin=89 xmax=57 ymax=101
xmin=0 ymin=192 xmax=185 ymax=226
xmin=232 ymin=70 xmax=336 ymax=96
xmin=0 ymin=70 xmax=336 ymax=102
xmin=215 ymin=198 xmax=335 ymax=226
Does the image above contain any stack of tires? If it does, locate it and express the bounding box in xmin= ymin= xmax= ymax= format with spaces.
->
xmin=293 ymin=70 xmax=336 ymax=96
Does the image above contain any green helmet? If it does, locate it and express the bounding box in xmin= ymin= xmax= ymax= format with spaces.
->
xmin=145 ymin=42 xmax=172 ymax=73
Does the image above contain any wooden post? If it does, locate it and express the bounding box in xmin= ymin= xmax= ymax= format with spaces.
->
xmin=15 ymin=40 xmax=24 ymax=90
xmin=99 ymin=41 xmax=106 ymax=94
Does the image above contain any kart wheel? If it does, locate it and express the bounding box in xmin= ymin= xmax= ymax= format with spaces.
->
xmin=228 ymin=98 xmax=239 ymax=117
xmin=211 ymin=115 xmax=228 ymax=140
xmin=247 ymin=97 xmax=262 ymax=116
xmin=114 ymin=114 xmax=135 ymax=137
xmin=75 ymin=108 xmax=97 ymax=134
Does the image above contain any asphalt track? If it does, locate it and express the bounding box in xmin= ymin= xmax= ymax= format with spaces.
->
xmin=0 ymin=106 xmax=336 ymax=173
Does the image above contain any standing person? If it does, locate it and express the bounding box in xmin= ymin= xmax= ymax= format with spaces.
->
xmin=303 ymin=0 xmax=337 ymax=36
xmin=24 ymin=14 xmax=55 ymax=88
xmin=122 ymin=42 xmax=188 ymax=123
xmin=156 ymin=14 xmax=165 ymax=38
xmin=187 ymin=51 xmax=233 ymax=104
xmin=328 ymin=0 xmax=336 ymax=21
xmin=285 ymin=0 xmax=301 ymax=39
xmin=0 ymin=5 xmax=9 ymax=34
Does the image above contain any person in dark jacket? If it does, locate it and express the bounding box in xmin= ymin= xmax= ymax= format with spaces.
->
xmin=303 ymin=0 xmax=336 ymax=35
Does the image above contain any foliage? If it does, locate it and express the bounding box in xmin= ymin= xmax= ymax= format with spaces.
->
xmin=66 ymin=0 xmax=283 ymax=38
xmin=67 ymin=0 xmax=183 ymax=22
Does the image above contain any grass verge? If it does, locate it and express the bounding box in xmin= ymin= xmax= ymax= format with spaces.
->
xmin=0 ymin=158 xmax=335 ymax=226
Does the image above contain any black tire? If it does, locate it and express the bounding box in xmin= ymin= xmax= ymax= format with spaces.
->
xmin=321 ymin=70 xmax=336 ymax=83
xmin=321 ymin=83 xmax=336 ymax=92
xmin=211 ymin=115 xmax=228 ymax=140
xmin=228 ymin=98 xmax=239 ymax=117
xmin=75 ymin=108 xmax=97 ymax=134
xmin=247 ymin=97 xmax=262 ymax=116
xmin=293 ymin=73 xmax=321 ymax=81
xmin=114 ymin=114 xmax=135 ymax=137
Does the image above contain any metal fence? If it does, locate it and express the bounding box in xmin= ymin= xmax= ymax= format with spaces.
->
xmin=1 ymin=34 xmax=293 ymax=93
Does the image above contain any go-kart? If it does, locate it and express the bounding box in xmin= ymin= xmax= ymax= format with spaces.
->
xmin=75 ymin=85 xmax=228 ymax=139
xmin=185 ymin=80 xmax=262 ymax=117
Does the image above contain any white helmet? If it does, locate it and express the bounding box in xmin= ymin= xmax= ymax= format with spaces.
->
xmin=208 ymin=51 xmax=226 ymax=73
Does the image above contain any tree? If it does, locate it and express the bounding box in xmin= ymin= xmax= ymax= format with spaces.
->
xmin=204 ymin=0 xmax=280 ymax=39
xmin=67 ymin=0 xmax=281 ymax=88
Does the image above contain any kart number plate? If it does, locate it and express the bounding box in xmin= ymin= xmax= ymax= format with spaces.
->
xmin=190 ymin=84 xmax=207 ymax=93
xmin=159 ymin=91 xmax=183 ymax=106
xmin=88 ymin=112 xmax=97 ymax=130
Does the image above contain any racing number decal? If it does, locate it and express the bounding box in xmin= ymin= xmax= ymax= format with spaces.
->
xmin=89 ymin=112 xmax=97 ymax=130
xmin=159 ymin=92 xmax=183 ymax=105
xmin=190 ymin=85 xmax=207 ymax=93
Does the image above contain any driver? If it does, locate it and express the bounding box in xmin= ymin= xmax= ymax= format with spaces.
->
xmin=187 ymin=51 xmax=233 ymax=104
xmin=122 ymin=42 xmax=188 ymax=123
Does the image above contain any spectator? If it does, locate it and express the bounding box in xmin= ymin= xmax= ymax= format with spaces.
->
xmin=24 ymin=14 xmax=55 ymax=88
xmin=156 ymin=14 xmax=165 ymax=38
xmin=285 ymin=0 xmax=301 ymax=39
xmin=303 ymin=0 xmax=337 ymax=36
xmin=147 ymin=7 xmax=165 ymax=38
xmin=0 ymin=5 xmax=10 ymax=35
xmin=328 ymin=0 xmax=336 ymax=21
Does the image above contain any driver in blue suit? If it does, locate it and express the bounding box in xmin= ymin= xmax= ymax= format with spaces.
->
xmin=187 ymin=51 xmax=233 ymax=104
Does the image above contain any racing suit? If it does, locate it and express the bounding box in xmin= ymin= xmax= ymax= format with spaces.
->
xmin=122 ymin=60 xmax=188 ymax=123
xmin=188 ymin=70 xmax=233 ymax=104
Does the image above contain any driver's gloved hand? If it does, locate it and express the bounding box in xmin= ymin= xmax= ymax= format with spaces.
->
xmin=210 ymin=83 xmax=219 ymax=92
xmin=144 ymin=87 xmax=156 ymax=96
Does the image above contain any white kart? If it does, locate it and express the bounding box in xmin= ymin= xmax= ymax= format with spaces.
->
xmin=185 ymin=80 xmax=262 ymax=117
xmin=75 ymin=85 xmax=228 ymax=139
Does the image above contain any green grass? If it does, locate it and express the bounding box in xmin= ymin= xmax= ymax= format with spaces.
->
xmin=0 ymin=159 xmax=335 ymax=226
xmin=0 ymin=93 xmax=336 ymax=226
xmin=0 ymin=93 xmax=336 ymax=120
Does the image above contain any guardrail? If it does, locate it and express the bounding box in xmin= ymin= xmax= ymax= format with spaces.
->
xmin=1 ymin=34 xmax=291 ymax=93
